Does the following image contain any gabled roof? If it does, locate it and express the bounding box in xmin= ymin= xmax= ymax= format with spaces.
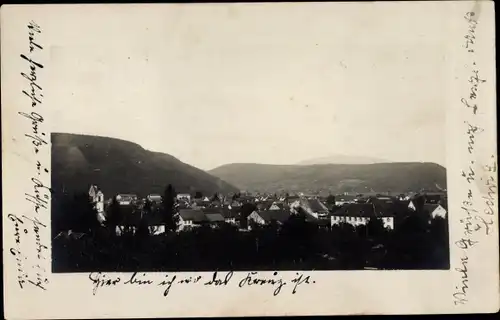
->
xmin=258 ymin=210 xmax=291 ymax=223
xmin=332 ymin=203 xmax=396 ymax=218
xmin=205 ymin=213 xmax=225 ymax=222
xmin=203 ymin=207 xmax=239 ymax=219
xmin=269 ymin=202 xmax=285 ymax=210
xmin=305 ymin=198 xmax=329 ymax=213
xmin=179 ymin=209 xmax=207 ymax=222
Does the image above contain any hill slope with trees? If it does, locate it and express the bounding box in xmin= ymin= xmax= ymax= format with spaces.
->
xmin=51 ymin=133 xmax=238 ymax=198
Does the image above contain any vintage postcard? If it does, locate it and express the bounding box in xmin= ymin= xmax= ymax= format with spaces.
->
xmin=1 ymin=1 xmax=498 ymax=318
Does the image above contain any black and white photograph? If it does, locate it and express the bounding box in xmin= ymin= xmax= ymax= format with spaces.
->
xmin=2 ymin=2 xmax=498 ymax=318
xmin=48 ymin=3 xmax=451 ymax=273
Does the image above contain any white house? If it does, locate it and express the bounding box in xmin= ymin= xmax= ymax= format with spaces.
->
xmin=331 ymin=203 xmax=395 ymax=230
xmin=178 ymin=209 xmax=207 ymax=231
xmin=148 ymin=225 xmax=166 ymax=235
xmin=177 ymin=193 xmax=191 ymax=202
xmin=269 ymin=202 xmax=282 ymax=210
xmin=247 ymin=210 xmax=265 ymax=228
xmin=115 ymin=225 xmax=137 ymax=236
xmin=425 ymin=204 xmax=448 ymax=219
xmin=147 ymin=194 xmax=162 ymax=203
xmin=116 ymin=194 xmax=137 ymax=206
xmin=210 ymin=207 xmax=239 ymax=225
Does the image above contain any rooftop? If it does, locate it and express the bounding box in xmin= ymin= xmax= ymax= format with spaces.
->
xmin=179 ymin=209 xmax=207 ymax=222
xmin=258 ymin=210 xmax=291 ymax=223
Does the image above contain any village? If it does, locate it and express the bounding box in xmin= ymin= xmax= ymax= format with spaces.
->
xmin=82 ymin=184 xmax=448 ymax=237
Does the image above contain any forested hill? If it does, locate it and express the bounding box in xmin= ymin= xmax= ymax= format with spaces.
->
xmin=51 ymin=133 xmax=238 ymax=198
xmin=209 ymin=162 xmax=447 ymax=194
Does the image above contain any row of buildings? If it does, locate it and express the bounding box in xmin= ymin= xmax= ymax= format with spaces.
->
xmin=87 ymin=185 xmax=447 ymax=236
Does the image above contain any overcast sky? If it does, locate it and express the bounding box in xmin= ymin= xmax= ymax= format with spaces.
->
xmin=47 ymin=3 xmax=450 ymax=170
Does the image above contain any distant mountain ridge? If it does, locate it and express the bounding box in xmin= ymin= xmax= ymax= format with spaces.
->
xmin=297 ymin=154 xmax=389 ymax=165
xmin=51 ymin=133 xmax=238 ymax=198
xmin=208 ymin=162 xmax=447 ymax=194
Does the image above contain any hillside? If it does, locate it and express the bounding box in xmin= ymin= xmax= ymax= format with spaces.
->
xmin=208 ymin=162 xmax=447 ymax=194
xmin=51 ymin=133 xmax=238 ymax=199
xmin=297 ymin=154 xmax=388 ymax=165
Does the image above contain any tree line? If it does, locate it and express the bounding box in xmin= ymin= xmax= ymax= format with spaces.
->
xmin=53 ymin=184 xmax=180 ymax=236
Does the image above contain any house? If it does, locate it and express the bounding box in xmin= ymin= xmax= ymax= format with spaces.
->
xmin=221 ymin=208 xmax=241 ymax=225
xmin=302 ymin=198 xmax=329 ymax=219
xmin=192 ymin=200 xmax=206 ymax=209
xmin=269 ymin=202 xmax=284 ymax=211
xmin=289 ymin=197 xmax=329 ymax=219
xmin=116 ymin=194 xmax=137 ymax=206
xmin=334 ymin=194 xmax=357 ymax=206
xmin=285 ymin=195 xmax=301 ymax=206
xmin=407 ymin=199 xmax=447 ymax=219
xmin=257 ymin=200 xmax=273 ymax=211
xmin=228 ymin=200 xmax=242 ymax=209
xmin=259 ymin=210 xmax=291 ymax=224
xmin=114 ymin=208 xmax=141 ymax=236
xmin=367 ymin=195 xmax=397 ymax=204
xmin=177 ymin=193 xmax=191 ymax=202
xmin=203 ymin=207 xmax=240 ymax=225
xmin=205 ymin=213 xmax=225 ymax=228
xmin=397 ymin=194 xmax=410 ymax=201
xmin=424 ymin=204 xmax=447 ymax=219
xmin=304 ymin=214 xmax=331 ymax=230
xmin=247 ymin=210 xmax=265 ymax=227
xmin=331 ymin=203 xmax=395 ymax=229
xmin=181 ymin=201 xmax=194 ymax=209
xmin=408 ymin=200 xmax=417 ymax=211
xmin=178 ymin=209 xmax=207 ymax=231
xmin=247 ymin=210 xmax=291 ymax=229
xmin=147 ymin=194 xmax=162 ymax=204
xmin=142 ymin=210 xmax=166 ymax=235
